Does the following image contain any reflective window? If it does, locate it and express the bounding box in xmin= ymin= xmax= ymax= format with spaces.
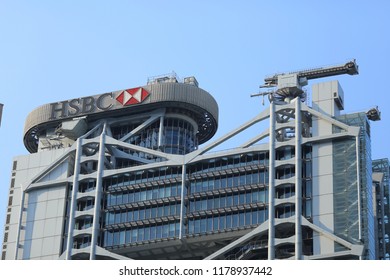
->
xmin=187 ymin=209 xmax=268 ymax=235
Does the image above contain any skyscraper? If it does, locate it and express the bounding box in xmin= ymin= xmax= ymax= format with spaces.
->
xmin=2 ymin=63 xmax=387 ymax=260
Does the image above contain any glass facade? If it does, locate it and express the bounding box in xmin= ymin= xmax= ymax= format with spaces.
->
xmin=94 ymin=144 xmax=315 ymax=254
xmin=336 ymin=113 xmax=375 ymax=259
xmin=100 ymin=152 xmax=272 ymax=248
xmin=372 ymin=158 xmax=390 ymax=259
xmin=111 ymin=117 xmax=198 ymax=159
xmin=9 ymin=78 xmax=385 ymax=261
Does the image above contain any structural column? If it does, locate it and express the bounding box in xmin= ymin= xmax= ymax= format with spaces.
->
xmin=179 ymin=164 xmax=186 ymax=240
xmin=268 ymin=101 xmax=276 ymax=259
xmin=158 ymin=116 xmax=165 ymax=149
xmin=14 ymin=188 xmax=26 ymax=260
xmin=90 ymin=125 xmax=106 ymax=260
xmin=66 ymin=138 xmax=83 ymax=260
xmin=294 ymin=98 xmax=302 ymax=259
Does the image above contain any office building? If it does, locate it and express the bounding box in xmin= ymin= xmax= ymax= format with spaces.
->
xmin=372 ymin=158 xmax=390 ymax=259
xmin=2 ymin=61 xmax=388 ymax=260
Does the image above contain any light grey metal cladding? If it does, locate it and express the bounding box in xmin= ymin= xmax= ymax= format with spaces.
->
xmin=23 ymin=82 xmax=218 ymax=153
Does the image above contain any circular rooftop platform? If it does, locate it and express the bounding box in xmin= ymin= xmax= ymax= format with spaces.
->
xmin=24 ymin=81 xmax=219 ymax=153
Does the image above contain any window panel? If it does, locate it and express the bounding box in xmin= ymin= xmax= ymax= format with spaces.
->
xmin=200 ymin=219 xmax=207 ymax=233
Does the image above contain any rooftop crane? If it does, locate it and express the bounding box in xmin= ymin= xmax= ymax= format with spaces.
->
xmin=251 ymin=59 xmax=380 ymax=120
xmin=252 ymin=59 xmax=359 ymax=103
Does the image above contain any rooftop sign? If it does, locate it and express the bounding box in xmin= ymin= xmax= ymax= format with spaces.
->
xmin=49 ymin=87 xmax=150 ymax=120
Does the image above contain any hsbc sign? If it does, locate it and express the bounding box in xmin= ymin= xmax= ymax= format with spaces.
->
xmin=116 ymin=87 xmax=149 ymax=106
xmin=49 ymin=87 xmax=150 ymax=120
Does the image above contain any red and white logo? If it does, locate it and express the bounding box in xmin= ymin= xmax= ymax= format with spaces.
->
xmin=116 ymin=87 xmax=150 ymax=106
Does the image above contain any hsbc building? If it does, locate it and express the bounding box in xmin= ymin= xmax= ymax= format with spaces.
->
xmin=1 ymin=72 xmax=383 ymax=260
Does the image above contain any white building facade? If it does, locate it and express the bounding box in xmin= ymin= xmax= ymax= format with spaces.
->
xmin=2 ymin=67 xmax=380 ymax=260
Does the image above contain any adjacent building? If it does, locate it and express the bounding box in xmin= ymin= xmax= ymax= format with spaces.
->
xmin=2 ymin=63 xmax=388 ymax=260
xmin=372 ymin=158 xmax=390 ymax=259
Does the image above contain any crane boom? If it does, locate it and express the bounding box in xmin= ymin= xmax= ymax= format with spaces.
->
xmin=256 ymin=59 xmax=359 ymax=103
xmin=262 ymin=59 xmax=359 ymax=88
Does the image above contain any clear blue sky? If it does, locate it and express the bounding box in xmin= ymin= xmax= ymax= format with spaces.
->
xmin=1 ymin=0 xmax=389 ymax=243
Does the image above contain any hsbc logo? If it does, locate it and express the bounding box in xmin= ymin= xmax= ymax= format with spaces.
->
xmin=49 ymin=87 xmax=150 ymax=120
xmin=116 ymin=87 xmax=150 ymax=106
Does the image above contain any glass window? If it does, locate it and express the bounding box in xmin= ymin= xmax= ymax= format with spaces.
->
xmin=239 ymin=212 xmax=245 ymax=227
xmin=195 ymin=181 xmax=202 ymax=193
xmin=260 ymin=172 xmax=265 ymax=183
xmin=150 ymin=226 xmax=156 ymax=240
xmin=121 ymin=211 xmax=127 ymax=223
xmin=194 ymin=219 xmax=200 ymax=234
xmin=258 ymin=209 xmax=266 ymax=223
xmin=145 ymin=208 xmax=151 ymax=220
xmin=227 ymin=176 xmax=233 ymax=187
xmin=305 ymin=200 xmax=312 ymax=218
xmin=233 ymin=194 xmax=239 ymax=206
xmin=221 ymin=177 xmax=227 ymax=188
xmin=157 ymin=207 xmax=163 ymax=217
xmin=171 ymin=185 xmax=177 ymax=196
xmin=152 ymin=188 xmax=158 ymax=199
xmin=120 ymin=230 xmax=125 ymax=244
xmin=251 ymin=210 xmax=258 ymax=224
xmin=109 ymin=194 xmax=116 ymax=206
xmin=207 ymin=199 xmax=213 ymax=209
xmin=201 ymin=200 xmax=207 ymax=210
xmin=226 ymin=214 xmax=232 ymax=228
xmin=139 ymin=209 xmax=145 ymax=220
xmin=175 ymin=223 xmax=180 ymax=236
xmin=252 ymin=173 xmax=259 ymax=184
xmin=214 ymin=197 xmax=220 ymax=209
xmin=133 ymin=210 xmax=139 ymax=221
xmin=176 ymin=204 xmax=181 ymax=215
xmin=126 ymin=229 xmax=131 ymax=244
xmin=232 ymin=214 xmax=238 ymax=228
xmin=140 ymin=191 xmax=146 ymax=201
xmin=202 ymin=179 xmax=208 ymax=192
xmin=122 ymin=192 xmax=129 ymax=204
xmin=127 ymin=211 xmax=133 ymax=222
xmin=113 ymin=231 xmax=120 ymax=245
xmin=246 ymin=192 xmax=252 ymax=204
xmin=151 ymin=207 xmax=156 ymax=218
xmin=207 ymin=218 xmax=213 ymax=232
xmin=209 ymin=179 xmax=215 ymax=190
xmin=169 ymin=223 xmax=175 ymax=237
xmin=131 ymin=229 xmax=138 ymax=242
xmin=159 ymin=188 xmax=165 ymax=198
xmin=214 ymin=178 xmax=220 ymax=189
xmin=114 ymin=212 xmax=121 ymax=224
xmin=226 ymin=195 xmax=233 ymax=206
xmin=156 ymin=225 xmax=162 ymax=238
xmin=213 ymin=216 xmax=219 ymax=231
xmin=200 ymin=219 xmax=207 ymax=233
xmin=106 ymin=231 xmax=113 ymax=246
xmin=170 ymin=204 xmax=176 ymax=216
xmin=108 ymin=212 xmax=115 ymax=225
xmin=128 ymin=193 xmax=134 ymax=203
xmin=137 ymin=228 xmax=144 ymax=241
xmin=177 ymin=186 xmax=182 ymax=196
xmin=220 ymin=197 xmax=226 ymax=208
xmin=246 ymin=173 xmax=252 ymax=185
xmin=239 ymin=193 xmax=245 ymax=204
xmin=305 ymin=180 xmax=312 ymax=197
xmin=220 ymin=215 xmax=226 ymax=230
xmin=245 ymin=212 xmax=251 ymax=226
xmin=259 ymin=190 xmax=265 ymax=203
xmin=239 ymin=174 xmax=246 ymax=186
xmin=233 ymin=175 xmax=239 ymax=186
